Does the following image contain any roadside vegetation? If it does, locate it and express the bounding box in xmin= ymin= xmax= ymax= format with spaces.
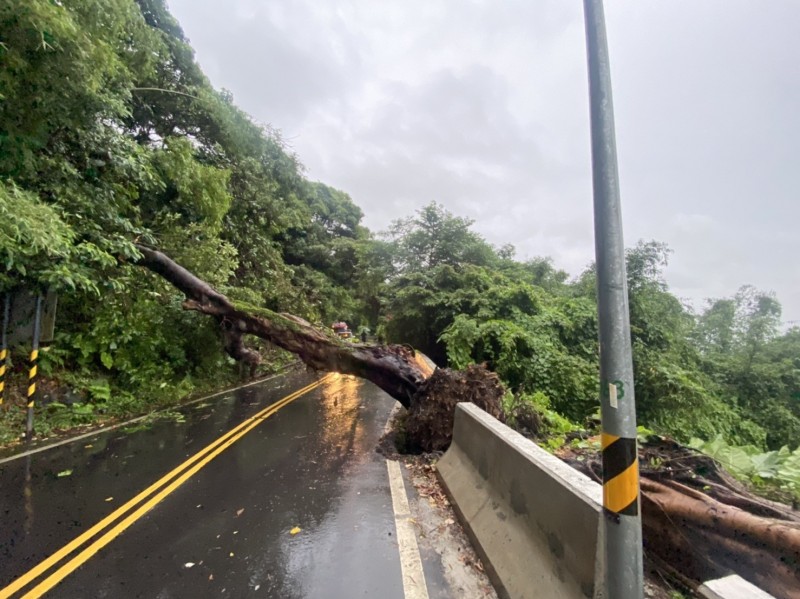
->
xmin=2 ymin=0 xmax=799 ymax=490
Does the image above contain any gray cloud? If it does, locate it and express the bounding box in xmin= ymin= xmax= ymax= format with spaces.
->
xmin=169 ymin=0 xmax=800 ymax=323
xmin=175 ymin=1 xmax=361 ymax=128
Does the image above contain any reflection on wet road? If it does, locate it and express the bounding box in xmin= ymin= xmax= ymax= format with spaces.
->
xmin=0 ymin=371 xmax=405 ymax=598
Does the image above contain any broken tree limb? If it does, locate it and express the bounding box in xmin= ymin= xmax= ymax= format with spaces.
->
xmin=136 ymin=245 xmax=436 ymax=408
xmin=135 ymin=245 xmax=505 ymax=451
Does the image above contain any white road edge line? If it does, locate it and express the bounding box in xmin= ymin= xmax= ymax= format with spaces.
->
xmin=387 ymin=459 xmax=430 ymax=599
xmin=0 ymin=368 xmax=297 ymax=466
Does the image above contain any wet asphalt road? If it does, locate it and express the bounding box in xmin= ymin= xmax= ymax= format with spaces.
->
xmin=0 ymin=370 xmax=410 ymax=598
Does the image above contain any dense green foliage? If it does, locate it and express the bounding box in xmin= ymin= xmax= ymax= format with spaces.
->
xmin=1 ymin=0 xmax=796 ymax=454
xmin=0 ymin=0 xmax=371 ymax=439
xmin=379 ymin=207 xmax=799 ymax=450
xmin=690 ymin=436 xmax=800 ymax=501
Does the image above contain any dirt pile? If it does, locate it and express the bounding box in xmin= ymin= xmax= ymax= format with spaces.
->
xmin=403 ymin=364 xmax=505 ymax=453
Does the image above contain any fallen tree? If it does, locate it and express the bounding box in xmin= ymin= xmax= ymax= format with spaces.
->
xmin=136 ymin=245 xmax=798 ymax=597
xmin=135 ymin=244 xmax=504 ymax=451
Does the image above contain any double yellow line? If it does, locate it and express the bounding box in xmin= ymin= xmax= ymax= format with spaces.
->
xmin=1 ymin=375 xmax=331 ymax=599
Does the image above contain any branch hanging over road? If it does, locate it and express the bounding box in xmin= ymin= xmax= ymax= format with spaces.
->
xmin=135 ymin=245 xmax=457 ymax=411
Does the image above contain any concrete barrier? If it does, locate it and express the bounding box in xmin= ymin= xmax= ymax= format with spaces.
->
xmin=698 ymin=575 xmax=776 ymax=599
xmin=437 ymin=403 xmax=605 ymax=599
xmin=437 ymin=404 xmax=780 ymax=599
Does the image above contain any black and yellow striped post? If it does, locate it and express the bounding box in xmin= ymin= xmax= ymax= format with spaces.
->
xmin=0 ymin=294 xmax=9 ymax=405
xmin=583 ymin=0 xmax=643 ymax=596
xmin=0 ymin=293 xmax=11 ymax=405
xmin=601 ymin=430 xmax=639 ymax=517
xmin=26 ymin=294 xmax=44 ymax=439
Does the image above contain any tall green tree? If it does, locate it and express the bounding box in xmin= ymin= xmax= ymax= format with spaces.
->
xmin=696 ymin=287 xmax=799 ymax=448
xmin=0 ymin=0 xmax=375 ymax=422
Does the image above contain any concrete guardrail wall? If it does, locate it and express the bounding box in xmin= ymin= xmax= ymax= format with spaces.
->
xmin=437 ymin=403 xmax=778 ymax=599
xmin=437 ymin=403 xmax=605 ymax=599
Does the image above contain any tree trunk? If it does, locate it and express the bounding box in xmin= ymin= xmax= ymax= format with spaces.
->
xmin=136 ymin=245 xmax=505 ymax=453
xmin=640 ymin=478 xmax=800 ymax=597
xmin=136 ymin=245 xmax=433 ymax=408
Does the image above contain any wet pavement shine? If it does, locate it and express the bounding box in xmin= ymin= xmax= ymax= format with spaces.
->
xmin=0 ymin=370 xmax=407 ymax=598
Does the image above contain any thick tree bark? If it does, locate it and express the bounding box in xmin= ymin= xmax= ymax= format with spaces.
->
xmin=136 ymin=245 xmax=431 ymax=407
xmin=640 ymin=478 xmax=800 ymax=598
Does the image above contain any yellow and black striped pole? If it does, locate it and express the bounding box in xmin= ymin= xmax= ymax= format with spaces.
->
xmin=583 ymin=0 xmax=643 ymax=596
xmin=26 ymin=294 xmax=44 ymax=439
xmin=0 ymin=294 xmax=9 ymax=405
xmin=601 ymin=428 xmax=639 ymax=517
xmin=0 ymin=348 xmax=6 ymax=404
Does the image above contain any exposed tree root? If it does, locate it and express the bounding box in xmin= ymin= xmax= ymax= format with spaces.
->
xmin=135 ymin=245 xmax=505 ymax=448
xmin=405 ymin=365 xmax=505 ymax=452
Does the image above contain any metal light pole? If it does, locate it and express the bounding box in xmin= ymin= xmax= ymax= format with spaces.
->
xmin=582 ymin=1 xmax=644 ymax=597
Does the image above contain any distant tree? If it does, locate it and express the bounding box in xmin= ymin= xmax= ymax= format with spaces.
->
xmin=385 ymin=202 xmax=496 ymax=273
xmin=696 ymin=286 xmax=798 ymax=448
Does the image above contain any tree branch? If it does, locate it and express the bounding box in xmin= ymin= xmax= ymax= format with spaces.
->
xmin=135 ymin=244 xmax=427 ymax=407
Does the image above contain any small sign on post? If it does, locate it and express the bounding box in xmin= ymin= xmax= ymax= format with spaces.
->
xmin=8 ymin=289 xmax=57 ymax=347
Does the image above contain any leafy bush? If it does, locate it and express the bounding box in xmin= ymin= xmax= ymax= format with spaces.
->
xmin=690 ymin=436 xmax=800 ymax=500
xmin=504 ymin=391 xmax=581 ymax=451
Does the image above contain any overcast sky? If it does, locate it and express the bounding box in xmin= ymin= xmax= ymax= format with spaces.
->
xmin=168 ymin=0 xmax=800 ymax=324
